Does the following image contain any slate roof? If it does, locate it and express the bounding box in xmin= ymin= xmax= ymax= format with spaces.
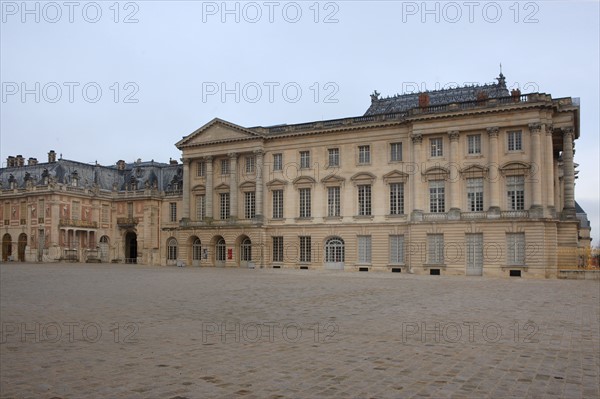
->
xmin=364 ymin=73 xmax=510 ymax=116
xmin=0 ymin=158 xmax=183 ymax=193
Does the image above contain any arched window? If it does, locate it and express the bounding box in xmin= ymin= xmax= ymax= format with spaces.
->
xmin=241 ymin=237 xmax=252 ymax=261
xmin=167 ymin=238 xmax=178 ymax=260
xmin=216 ymin=238 xmax=226 ymax=261
xmin=193 ymin=238 xmax=202 ymax=261
xmin=325 ymin=237 xmax=345 ymax=263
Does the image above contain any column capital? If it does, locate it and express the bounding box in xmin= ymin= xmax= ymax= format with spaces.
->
xmin=448 ymin=130 xmax=460 ymax=141
xmin=228 ymin=152 xmax=238 ymax=160
xmin=410 ymin=133 xmax=423 ymax=144
xmin=203 ymin=155 xmax=213 ymax=162
xmin=486 ymin=126 xmax=500 ymax=137
xmin=545 ymin=124 xmax=554 ymax=135
xmin=182 ymin=158 xmax=192 ymax=165
xmin=563 ymin=126 xmax=574 ymax=137
xmin=528 ymin=123 xmax=542 ymax=134
xmin=253 ymin=149 xmax=264 ymax=158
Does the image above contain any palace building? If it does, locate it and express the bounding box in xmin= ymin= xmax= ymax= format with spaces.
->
xmin=0 ymin=74 xmax=590 ymax=277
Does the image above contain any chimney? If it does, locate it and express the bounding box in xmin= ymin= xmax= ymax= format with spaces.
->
xmin=48 ymin=150 xmax=57 ymax=163
xmin=28 ymin=157 xmax=38 ymax=166
xmin=15 ymin=155 xmax=25 ymax=167
xmin=169 ymin=158 xmax=178 ymax=165
xmin=117 ymin=160 xmax=126 ymax=171
xmin=6 ymin=156 xmax=15 ymax=168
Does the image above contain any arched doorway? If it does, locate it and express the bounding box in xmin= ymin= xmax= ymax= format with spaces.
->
xmin=18 ymin=233 xmax=27 ymax=262
xmin=166 ymin=237 xmax=178 ymax=266
xmin=99 ymin=236 xmax=110 ymax=263
xmin=324 ymin=237 xmax=345 ymax=270
xmin=215 ymin=236 xmax=226 ymax=267
xmin=125 ymin=232 xmax=137 ymax=263
xmin=2 ymin=234 xmax=12 ymax=262
xmin=192 ymin=237 xmax=202 ymax=267
xmin=240 ymin=236 xmax=252 ymax=268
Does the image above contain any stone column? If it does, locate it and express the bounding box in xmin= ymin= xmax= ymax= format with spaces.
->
xmin=254 ymin=150 xmax=264 ymax=221
xmin=182 ymin=158 xmax=191 ymax=222
xmin=229 ymin=153 xmax=238 ymax=219
xmin=529 ymin=123 xmax=543 ymax=218
xmin=562 ymin=127 xmax=576 ymax=218
xmin=205 ymin=156 xmax=214 ymax=220
xmin=487 ymin=127 xmax=501 ymax=217
xmin=544 ymin=124 xmax=555 ymax=217
xmin=448 ymin=130 xmax=461 ymax=219
xmin=410 ymin=133 xmax=423 ymax=221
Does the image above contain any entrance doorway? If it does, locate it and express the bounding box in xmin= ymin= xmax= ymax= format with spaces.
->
xmin=2 ymin=234 xmax=12 ymax=261
xmin=18 ymin=233 xmax=27 ymax=262
xmin=99 ymin=236 xmax=110 ymax=263
xmin=466 ymin=234 xmax=483 ymax=276
xmin=125 ymin=232 xmax=137 ymax=263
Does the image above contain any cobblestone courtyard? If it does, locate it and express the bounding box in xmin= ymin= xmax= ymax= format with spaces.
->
xmin=1 ymin=263 xmax=598 ymax=398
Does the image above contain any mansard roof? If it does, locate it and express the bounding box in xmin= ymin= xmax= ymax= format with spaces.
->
xmin=364 ymin=74 xmax=510 ymax=116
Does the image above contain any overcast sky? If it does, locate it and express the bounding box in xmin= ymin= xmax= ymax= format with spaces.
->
xmin=1 ymin=0 xmax=599 ymax=244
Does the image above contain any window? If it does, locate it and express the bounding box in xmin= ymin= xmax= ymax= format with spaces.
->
xmin=38 ymin=199 xmax=45 ymax=223
xmin=169 ymin=202 xmax=177 ymax=222
xmin=221 ymin=159 xmax=230 ymax=175
xmin=167 ymin=238 xmax=178 ymax=260
xmin=358 ymin=236 xmax=372 ymax=264
xmin=272 ymin=236 xmax=284 ymax=262
xmin=358 ymin=145 xmax=371 ymax=164
xmin=101 ymin=204 xmax=109 ymax=223
xmin=507 ymin=175 xmax=525 ymax=211
xmin=390 ymin=235 xmax=405 ymax=264
xmin=20 ymin=202 xmax=27 ymax=224
xmin=507 ymin=233 xmax=525 ymax=265
xmin=216 ymin=238 xmax=226 ymax=261
xmin=390 ymin=183 xmax=404 ymax=215
xmin=299 ymin=236 xmax=311 ymax=262
xmin=273 ymin=153 xmax=283 ymax=171
xmin=241 ymin=237 xmax=252 ymax=261
xmin=245 ymin=191 xmax=256 ymax=219
xmin=245 ymin=156 xmax=255 ymax=173
xmin=193 ymin=238 xmax=202 ymax=261
xmin=427 ymin=234 xmax=444 ymax=264
xmin=467 ymin=178 xmax=484 ymax=212
xmin=358 ymin=185 xmax=371 ymax=216
xmin=325 ymin=237 xmax=345 ymax=263
xmin=467 ymin=134 xmax=481 ymax=154
xmin=127 ymin=202 xmax=133 ymax=218
xmin=390 ymin=142 xmax=402 ymax=162
xmin=299 ymin=188 xmax=311 ymax=218
xmin=197 ymin=161 xmax=206 ymax=177
xmin=72 ymin=201 xmax=80 ymax=221
xmin=300 ymin=151 xmax=311 ymax=169
xmin=272 ymin=190 xmax=283 ymax=219
xmin=429 ymin=180 xmax=445 ymax=213
xmin=328 ymin=148 xmax=340 ymax=167
xmin=220 ymin=193 xmax=230 ymax=220
xmin=507 ymin=131 xmax=522 ymax=151
xmin=328 ymin=186 xmax=340 ymax=217
xmin=430 ymin=138 xmax=443 ymax=157
xmin=196 ymin=195 xmax=206 ymax=221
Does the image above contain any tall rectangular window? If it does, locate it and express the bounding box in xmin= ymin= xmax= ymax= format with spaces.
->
xmin=358 ymin=145 xmax=371 ymax=164
xmin=196 ymin=195 xmax=206 ymax=221
xmin=328 ymin=186 xmax=340 ymax=217
xmin=272 ymin=190 xmax=283 ymax=219
xmin=428 ymin=234 xmax=444 ymax=264
xmin=358 ymin=185 xmax=371 ymax=216
xmin=430 ymin=138 xmax=443 ymax=157
xmin=389 ymin=235 xmax=405 ymax=264
xmin=507 ymin=131 xmax=522 ymax=151
xmin=72 ymin=201 xmax=80 ymax=220
xmin=507 ymin=175 xmax=525 ymax=210
xmin=272 ymin=236 xmax=284 ymax=262
xmin=245 ymin=191 xmax=256 ymax=219
xmin=358 ymin=236 xmax=372 ymax=264
xmin=245 ymin=156 xmax=255 ymax=173
xmin=127 ymin=202 xmax=133 ymax=218
xmin=328 ymin=148 xmax=340 ymax=167
xmin=300 ymin=151 xmax=311 ymax=169
xmin=467 ymin=178 xmax=484 ymax=212
xmin=467 ymin=134 xmax=481 ymax=154
xmin=169 ymin=202 xmax=177 ymax=222
xmin=197 ymin=161 xmax=206 ymax=177
xmin=221 ymin=159 xmax=230 ymax=175
xmin=390 ymin=183 xmax=404 ymax=215
xmin=299 ymin=188 xmax=311 ymax=218
xmin=390 ymin=142 xmax=402 ymax=161
xmin=273 ymin=153 xmax=283 ymax=171
xmin=101 ymin=204 xmax=109 ymax=223
xmin=429 ymin=180 xmax=445 ymax=213
xmin=507 ymin=233 xmax=525 ymax=265
xmin=220 ymin=193 xmax=230 ymax=220
xmin=20 ymin=202 xmax=27 ymax=224
xmin=38 ymin=199 xmax=45 ymax=223
xmin=299 ymin=236 xmax=311 ymax=262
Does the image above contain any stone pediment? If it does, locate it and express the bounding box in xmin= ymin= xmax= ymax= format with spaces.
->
xmin=266 ymin=178 xmax=288 ymax=188
xmin=176 ymin=118 xmax=263 ymax=148
xmin=321 ymin=174 xmax=345 ymax=184
xmin=460 ymin=164 xmax=488 ymax=177
xmin=499 ymin=161 xmax=531 ymax=175
xmin=383 ymin=170 xmax=409 ymax=183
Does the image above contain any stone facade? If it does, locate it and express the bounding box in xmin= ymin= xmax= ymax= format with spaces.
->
xmin=0 ymin=75 xmax=588 ymax=277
